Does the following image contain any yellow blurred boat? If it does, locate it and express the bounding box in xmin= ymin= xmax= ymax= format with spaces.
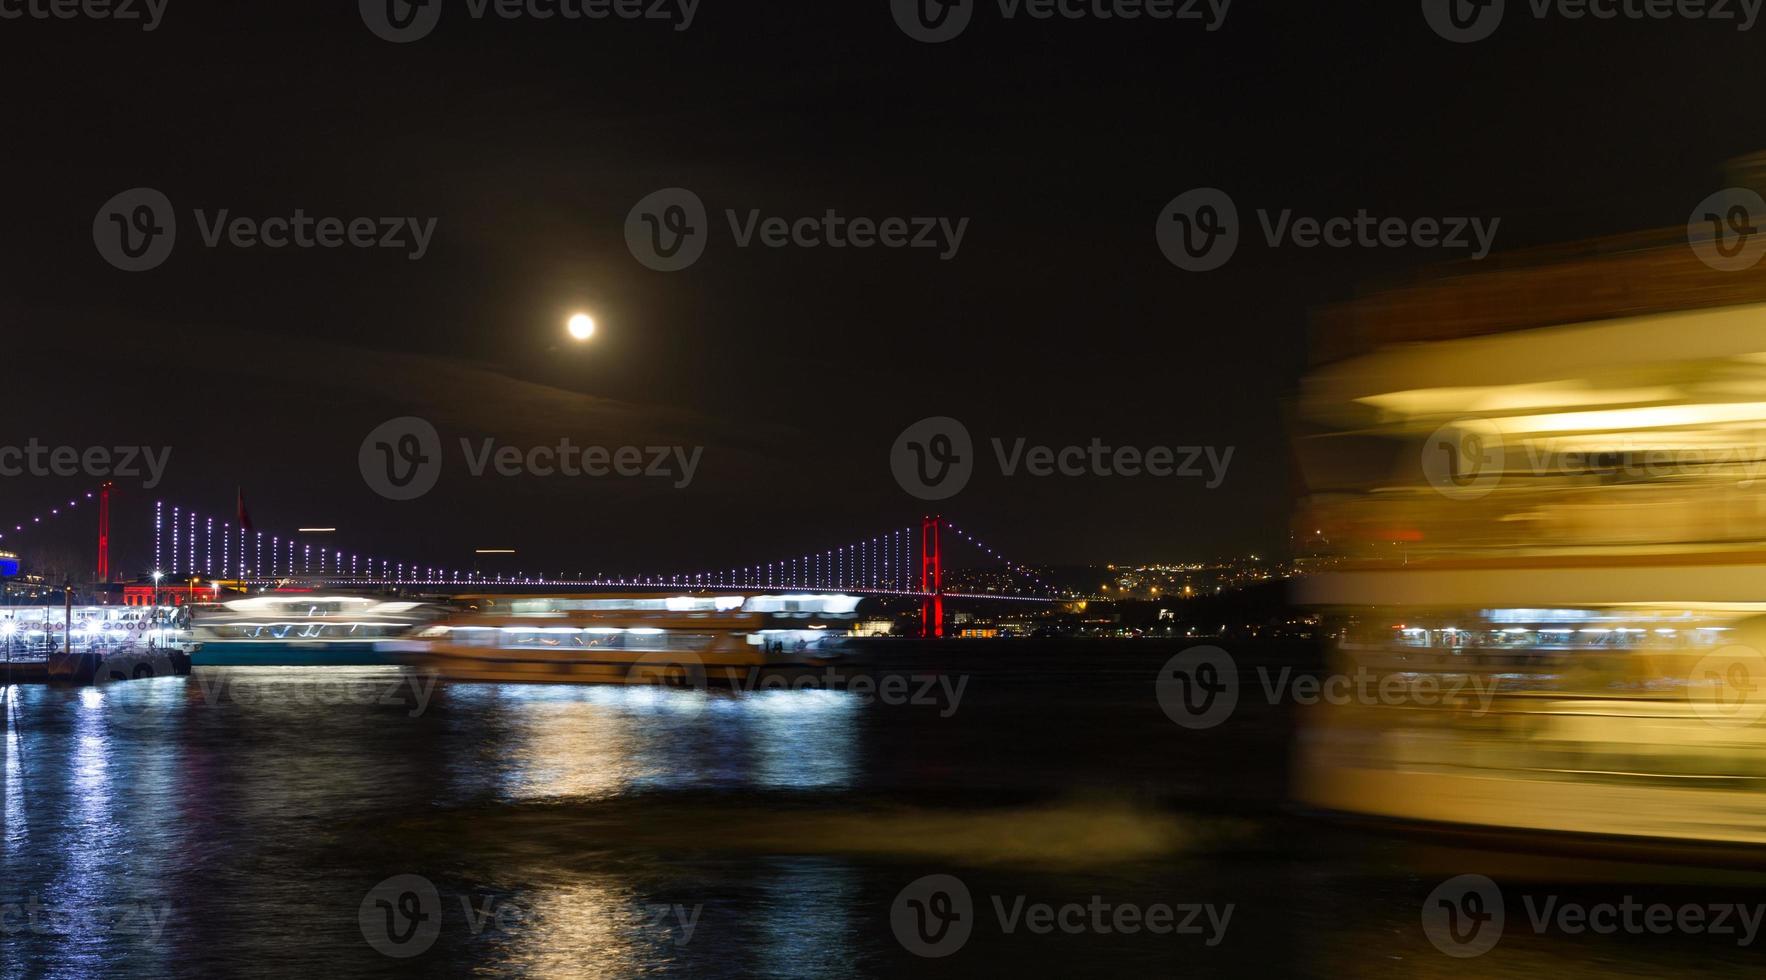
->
xmin=1292 ymin=188 xmax=1766 ymax=850
xmin=386 ymin=592 xmax=859 ymax=685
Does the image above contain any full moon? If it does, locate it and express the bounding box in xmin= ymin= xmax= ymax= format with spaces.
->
xmin=566 ymin=313 xmax=596 ymax=341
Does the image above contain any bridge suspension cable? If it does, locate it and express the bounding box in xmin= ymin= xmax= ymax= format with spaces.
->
xmin=139 ymin=498 xmax=1056 ymax=601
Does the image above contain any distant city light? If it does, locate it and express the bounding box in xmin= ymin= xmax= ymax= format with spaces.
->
xmin=567 ymin=313 xmax=596 ymax=341
xmin=298 ymin=528 xmax=336 ymax=533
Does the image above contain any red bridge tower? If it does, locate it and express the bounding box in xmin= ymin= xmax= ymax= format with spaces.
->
xmin=920 ymin=514 xmax=943 ymax=638
xmin=96 ymin=481 xmax=112 ymax=584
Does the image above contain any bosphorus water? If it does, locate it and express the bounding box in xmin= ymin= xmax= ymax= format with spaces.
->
xmin=3 ymin=644 xmax=1760 ymax=978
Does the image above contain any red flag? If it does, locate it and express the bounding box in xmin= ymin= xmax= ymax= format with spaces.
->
xmin=237 ymin=487 xmax=254 ymax=532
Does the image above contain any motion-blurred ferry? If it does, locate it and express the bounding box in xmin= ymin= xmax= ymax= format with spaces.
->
xmin=390 ymin=593 xmax=859 ymax=685
xmin=1292 ymin=164 xmax=1766 ymax=854
xmin=191 ymin=593 xmax=440 ymax=666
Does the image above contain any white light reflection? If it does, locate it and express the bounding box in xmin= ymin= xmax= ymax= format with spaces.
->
xmin=27 ymin=688 xmax=127 ymax=978
xmin=752 ymin=863 xmax=863 ymax=979
xmin=483 ymin=880 xmax=654 ymax=979
xmin=2 ymin=686 xmax=25 ymax=859
xmin=440 ymin=683 xmax=860 ymax=802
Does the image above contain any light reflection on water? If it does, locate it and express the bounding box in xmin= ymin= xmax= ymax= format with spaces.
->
xmin=474 ymin=878 xmax=649 ymax=980
xmin=1 ymin=670 xmax=888 ymax=979
xmin=437 ymin=683 xmax=861 ymax=801
xmin=3 ymin=655 xmax=1760 ymax=979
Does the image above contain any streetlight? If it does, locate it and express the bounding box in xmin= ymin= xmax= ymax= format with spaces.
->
xmin=566 ymin=313 xmax=595 ymax=341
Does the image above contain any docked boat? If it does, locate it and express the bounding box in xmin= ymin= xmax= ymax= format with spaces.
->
xmin=1291 ymin=197 xmax=1766 ymax=853
xmin=0 ymin=604 xmax=197 ymax=679
xmin=387 ymin=592 xmax=860 ymax=685
xmin=190 ymin=593 xmax=441 ymax=666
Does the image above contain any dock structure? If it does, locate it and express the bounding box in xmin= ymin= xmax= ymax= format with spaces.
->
xmin=2 ymin=650 xmax=192 ymax=685
xmin=1 ymin=601 xmax=198 ymax=685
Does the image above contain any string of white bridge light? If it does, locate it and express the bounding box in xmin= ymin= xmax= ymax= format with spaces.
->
xmin=154 ymin=500 xmax=475 ymax=584
xmin=664 ymin=522 xmax=1056 ymax=595
xmin=663 ymin=526 xmax=924 ymax=592
xmin=941 ymin=522 xmax=1055 ymax=595
xmin=142 ymin=503 xmax=1047 ymax=595
xmin=152 ymin=500 xmax=831 ymax=588
xmin=0 ymin=488 xmax=101 ymax=546
xmin=667 ymin=523 xmax=1056 ymax=595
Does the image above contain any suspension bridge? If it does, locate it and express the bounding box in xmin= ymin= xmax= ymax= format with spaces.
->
xmin=0 ymin=486 xmax=1071 ymax=638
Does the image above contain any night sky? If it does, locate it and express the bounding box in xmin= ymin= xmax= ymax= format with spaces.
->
xmin=3 ymin=3 xmax=1760 ymax=576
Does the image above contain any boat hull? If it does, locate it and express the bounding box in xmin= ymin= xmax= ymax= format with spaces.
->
xmin=192 ymin=640 xmax=398 ymax=667
xmin=1296 ymin=682 xmax=1766 ymax=850
xmin=391 ymin=644 xmax=790 ymax=686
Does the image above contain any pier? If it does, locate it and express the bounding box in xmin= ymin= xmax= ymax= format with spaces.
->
xmin=3 ymin=649 xmax=193 ymax=685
